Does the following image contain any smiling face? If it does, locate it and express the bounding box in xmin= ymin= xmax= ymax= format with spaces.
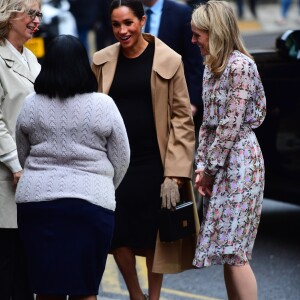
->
xmin=191 ymin=24 xmax=209 ymax=57
xmin=111 ymin=5 xmax=146 ymax=53
xmin=8 ymin=1 xmax=41 ymax=51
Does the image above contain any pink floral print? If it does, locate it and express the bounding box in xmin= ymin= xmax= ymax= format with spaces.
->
xmin=193 ymin=51 xmax=266 ymax=268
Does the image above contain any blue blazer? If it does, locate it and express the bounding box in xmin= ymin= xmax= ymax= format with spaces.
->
xmin=158 ymin=0 xmax=204 ymax=107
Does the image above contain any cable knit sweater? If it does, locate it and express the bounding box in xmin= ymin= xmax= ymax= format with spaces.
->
xmin=15 ymin=92 xmax=130 ymax=211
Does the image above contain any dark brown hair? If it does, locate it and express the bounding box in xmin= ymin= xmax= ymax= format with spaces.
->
xmin=110 ymin=0 xmax=145 ymax=20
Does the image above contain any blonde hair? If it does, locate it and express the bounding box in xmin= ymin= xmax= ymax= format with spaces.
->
xmin=191 ymin=0 xmax=252 ymax=77
xmin=0 ymin=0 xmax=41 ymax=45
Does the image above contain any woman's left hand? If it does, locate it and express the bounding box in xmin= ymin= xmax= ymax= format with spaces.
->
xmin=13 ymin=171 xmax=22 ymax=188
xmin=160 ymin=177 xmax=181 ymax=209
xmin=194 ymin=169 xmax=214 ymax=197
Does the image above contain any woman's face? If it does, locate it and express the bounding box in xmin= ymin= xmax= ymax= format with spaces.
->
xmin=111 ymin=6 xmax=146 ymax=51
xmin=191 ymin=24 xmax=209 ymax=56
xmin=8 ymin=1 xmax=41 ymax=47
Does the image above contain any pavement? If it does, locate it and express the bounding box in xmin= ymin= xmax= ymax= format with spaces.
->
xmin=234 ymin=1 xmax=300 ymax=36
xmin=95 ymin=1 xmax=300 ymax=300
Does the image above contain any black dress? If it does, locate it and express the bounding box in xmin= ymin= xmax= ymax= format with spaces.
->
xmin=109 ymin=43 xmax=164 ymax=250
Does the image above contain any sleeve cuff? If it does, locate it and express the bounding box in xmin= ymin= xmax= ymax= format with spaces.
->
xmin=0 ymin=150 xmax=22 ymax=173
xmin=203 ymin=167 xmax=217 ymax=177
xmin=7 ymin=158 xmax=22 ymax=173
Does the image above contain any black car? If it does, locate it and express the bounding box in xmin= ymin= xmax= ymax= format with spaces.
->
xmin=252 ymin=30 xmax=300 ymax=205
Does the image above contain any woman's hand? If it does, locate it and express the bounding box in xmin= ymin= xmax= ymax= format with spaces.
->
xmin=160 ymin=177 xmax=181 ymax=209
xmin=194 ymin=169 xmax=214 ymax=197
xmin=12 ymin=171 xmax=22 ymax=189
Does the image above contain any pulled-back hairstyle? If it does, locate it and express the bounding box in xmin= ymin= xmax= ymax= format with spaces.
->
xmin=0 ymin=0 xmax=40 ymax=45
xmin=34 ymin=35 xmax=98 ymax=99
xmin=191 ymin=0 xmax=252 ymax=77
xmin=110 ymin=0 xmax=145 ymax=20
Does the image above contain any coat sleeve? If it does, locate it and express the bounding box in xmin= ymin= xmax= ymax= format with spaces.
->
xmin=106 ymin=97 xmax=130 ymax=189
xmin=0 ymin=81 xmax=16 ymax=156
xmin=163 ymin=62 xmax=195 ymax=179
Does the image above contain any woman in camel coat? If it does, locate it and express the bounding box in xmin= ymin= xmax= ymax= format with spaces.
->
xmin=92 ymin=1 xmax=199 ymax=298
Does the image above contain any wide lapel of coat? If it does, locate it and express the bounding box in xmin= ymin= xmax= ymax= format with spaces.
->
xmin=0 ymin=44 xmax=37 ymax=84
xmin=93 ymin=43 xmax=120 ymax=94
xmin=24 ymin=47 xmax=41 ymax=79
xmin=143 ymin=34 xmax=182 ymax=163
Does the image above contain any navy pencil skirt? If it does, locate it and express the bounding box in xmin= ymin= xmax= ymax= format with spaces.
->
xmin=17 ymin=198 xmax=114 ymax=296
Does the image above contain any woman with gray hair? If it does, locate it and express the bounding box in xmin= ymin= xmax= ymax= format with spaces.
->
xmin=0 ymin=0 xmax=41 ymax=298
xmin=191 ymin=1 xmax=266 ymax=299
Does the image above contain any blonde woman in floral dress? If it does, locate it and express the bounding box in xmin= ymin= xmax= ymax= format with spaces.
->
xmin=191 ymin=1 xmax=266 ymax=300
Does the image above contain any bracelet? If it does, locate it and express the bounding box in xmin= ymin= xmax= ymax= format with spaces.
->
xmin=203 ymin=170 xmax=215 ymax=178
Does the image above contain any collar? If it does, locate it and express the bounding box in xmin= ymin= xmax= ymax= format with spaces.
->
xmin=6 ymin=39 xmax=29 ymax=69
xmin=93 ymin=33 xmax=181 ymax=80
xmin=143 ymin=0 xmax=164 ymax=14
xmin=0 ymin=42 xmax=36 ymax=83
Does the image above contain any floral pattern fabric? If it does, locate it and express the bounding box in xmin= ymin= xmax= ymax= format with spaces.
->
xmin=193 ymin=51 xmax=266 ymax=268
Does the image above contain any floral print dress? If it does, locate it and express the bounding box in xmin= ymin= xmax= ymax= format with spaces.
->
xmin=193 ymin=50 xmax=266 ymax=268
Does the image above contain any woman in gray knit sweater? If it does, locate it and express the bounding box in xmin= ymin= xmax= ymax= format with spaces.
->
xmin=15 ymin=35 xmax=130 ymax=300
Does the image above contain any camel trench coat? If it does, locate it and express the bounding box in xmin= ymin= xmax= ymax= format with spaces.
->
xmin=0 ymin=43 xmax=40 ymax=228
xmin=92 ymin=34 xmax=200 ymax=274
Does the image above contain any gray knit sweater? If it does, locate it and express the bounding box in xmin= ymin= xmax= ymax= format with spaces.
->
xmin=15 ymin=92 xmax=130 ymax=211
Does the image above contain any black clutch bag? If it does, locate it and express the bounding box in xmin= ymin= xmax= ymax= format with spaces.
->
xmin=158 ymin=201 xmax=196 ymax=243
